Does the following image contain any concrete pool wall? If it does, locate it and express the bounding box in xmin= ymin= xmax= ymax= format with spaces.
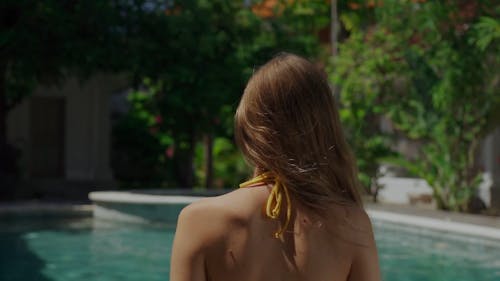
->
xmin=89 ymin=191 xmax=201 ymax=224
xmin=89 ymin=190 xmax=220 ymax=224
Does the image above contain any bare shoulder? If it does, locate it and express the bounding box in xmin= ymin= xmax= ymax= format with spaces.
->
xmin=346 ymin=205 xmax=376 ymax=245
xmin=342 ymin=205 xmax=381 ymax=281
xmin=171 ymin=190 xmax=258 ymax=281
xmin=176 ymin=188 xmax=264 ymax=242
xmin=326 ymin=203 xmax=376 ymax=248
xmin=345 ymin=205 xmax=374 ymax=232
xmin=177 ymin=197 xmax=237 ymax=244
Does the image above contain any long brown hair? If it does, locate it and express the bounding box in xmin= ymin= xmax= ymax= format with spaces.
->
xmin=235 ymin=53 xmax=362 ymax=213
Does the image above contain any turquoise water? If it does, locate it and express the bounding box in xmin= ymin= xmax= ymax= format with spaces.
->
xmin=1 ymin=217 xmax=499 ymax=281
xmin=374 ymin=222 xmax=500 ymax=281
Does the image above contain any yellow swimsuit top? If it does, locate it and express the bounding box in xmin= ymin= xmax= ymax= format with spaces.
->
xmin=239 ymin=172 xmax=292 ymax=238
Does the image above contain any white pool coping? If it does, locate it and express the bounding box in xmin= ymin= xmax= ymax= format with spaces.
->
xmin=89 ymin=191 xmax=500 ymax=241
xmin=89 ymin=191 xmax=203 ymax=205
xmin=367 ymin=209 xmax=500 ymax=241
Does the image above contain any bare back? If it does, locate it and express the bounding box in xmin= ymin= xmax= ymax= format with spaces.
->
xmin=170 ymin=187 xmax=381 ymax=281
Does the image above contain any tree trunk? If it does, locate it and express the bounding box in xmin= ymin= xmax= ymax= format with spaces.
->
xmin=330 ymin=0 xmax=341 ymax=102
xmin=330 ymin=0 xmax=339 ymax=57
xmin=174 ymin=134 xmax=196 ymax=189
xmin=0 ymin=62 xmax=8 ymax=174
xmin=371 ymin=177 xmax=380 ymax=203
xmin=204 ymin=133 xmax=214 ymax=189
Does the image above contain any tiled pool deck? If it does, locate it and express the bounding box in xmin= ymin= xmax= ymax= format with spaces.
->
xmin=366 ymin=203 xmax=500 ymax=241
xmin=367 ymin=203 xmax=500 ymax=229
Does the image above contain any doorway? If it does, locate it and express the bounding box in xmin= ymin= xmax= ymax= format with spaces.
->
xmin=30 ymin=97 xmax=65 ymax=178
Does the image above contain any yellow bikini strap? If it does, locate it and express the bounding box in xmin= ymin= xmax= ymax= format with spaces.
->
xmin=239 ymin=172 xmax=292 ymax=239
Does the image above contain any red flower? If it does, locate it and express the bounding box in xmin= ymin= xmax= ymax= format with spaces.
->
xmin=348 ymin=3 xmax=360 ymax=10
xmin=165 ymin=146 xmax=175 ymax=158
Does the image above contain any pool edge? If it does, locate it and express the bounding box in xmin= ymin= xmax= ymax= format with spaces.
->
xmin=367 ymin=209 xmax=500 ymax=241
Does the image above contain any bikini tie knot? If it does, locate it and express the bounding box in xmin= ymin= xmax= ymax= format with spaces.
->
xmin=239 ymin=172 xmax=292 ymax=239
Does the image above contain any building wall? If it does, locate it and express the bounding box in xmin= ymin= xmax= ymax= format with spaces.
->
xmin=63 ymin=76 xmax=112 ymax=181
xmin=379 ymin=114 xmax=500 ymax=208
xmin=7 ymin=99 xmax=31 ymax=178
xmin=7 ymin=73 xmax=128 ymax=183
xmin=483 ymin=127 xmax=500 ymax=209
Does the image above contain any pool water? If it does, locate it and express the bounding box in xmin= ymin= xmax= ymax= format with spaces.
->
xmin=1 ymin=218 xmax=174 ymax=281
xmin=1 ymin=217 xmax=499 ymax=281
xmin=374 ymin=222 xmax=500 ymax=281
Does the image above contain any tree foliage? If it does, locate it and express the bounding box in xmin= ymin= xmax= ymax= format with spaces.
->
xmin=329 ymin=28 xmax=401 ymax=201
xmin=331 ymin=0 xmax=500 ymax=211
xmin=111 ymin=0 xmax=329 ymax=188
xmin=0 ymin=0 xmax=329 ymax=189
xmin=0 ymin=0 xmax=125 ymax=187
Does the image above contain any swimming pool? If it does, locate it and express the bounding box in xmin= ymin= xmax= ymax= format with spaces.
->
xmin=1 ymin=216 xmax=499 ymax=281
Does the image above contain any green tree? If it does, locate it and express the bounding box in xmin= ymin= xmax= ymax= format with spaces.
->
xmin=115 ymin=0 xmax=330 ymax=188
xmin=331 ymin=0 xmax=500 ymax=211
xmin=120 ymin=0 xmax=268 ymax=188
xmin=1 ymin=0 xmax=330 ymax=191
xmin=329 ymin=29 xmax=400 ymax=201
xmin=0 ymin=0 xmax=126 ymax=192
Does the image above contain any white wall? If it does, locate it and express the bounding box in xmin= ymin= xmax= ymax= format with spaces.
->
xmin=7 ymin=73 xmax=128 ymax=182
xmin=482 ymin=127 xmax=500 ymax=209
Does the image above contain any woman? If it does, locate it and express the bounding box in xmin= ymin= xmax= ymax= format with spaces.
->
xmin=170 ymin=53 xmax=381 ymax=281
